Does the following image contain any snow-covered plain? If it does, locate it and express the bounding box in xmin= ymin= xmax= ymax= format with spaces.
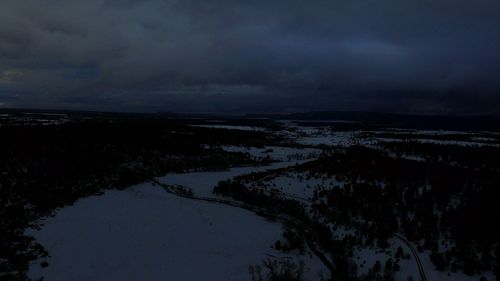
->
xmin=28 ymin=183 xmax=325 ymax=281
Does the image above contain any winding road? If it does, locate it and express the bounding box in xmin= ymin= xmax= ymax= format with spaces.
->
xmin=394 ymin=233 xmax=429 ymax=281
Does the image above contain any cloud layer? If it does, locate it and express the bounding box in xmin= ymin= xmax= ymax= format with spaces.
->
xmin=1 ymin=0 xmax=500 ymax=113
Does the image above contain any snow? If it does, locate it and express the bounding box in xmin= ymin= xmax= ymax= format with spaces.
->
xmin=246 ymin=171 xmax=343 ymax=203
xmin=156 ymin=161 xmax=310 ymax=198
xmin=351 ymin=235 xmax=495 ymax=281
xmin=299 ymin=131 xmax=355 ymax=147
xmin=28 ymin=183 xmax=325 ymax=281
xmin=376 ymin=137 xmax=500 ymax=147
xmin=273 ymin=121 xmax=359 ymax=147
xmin=419 ymin=249 xmax=495 ymax=281
xmin=280 ymin=125 xmax=500 ymax=148
xmin=362 ymin=129 xmax=500 ymax=147
xmin=353 ymin=238 xmax=420 ymax=280
xmin=25 ymin=122 xmax=499 ymax=281
xmin=190 ymin=124 xmax=268 ymax=131
xmin=221 ymin=145 xmax=320 ymax=162
xmin=290 ymin=120 xmax=357 ymax=124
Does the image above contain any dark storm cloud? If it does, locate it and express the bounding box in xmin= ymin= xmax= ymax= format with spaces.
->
xmin=0 ymin=0 xmax=499 ymax=113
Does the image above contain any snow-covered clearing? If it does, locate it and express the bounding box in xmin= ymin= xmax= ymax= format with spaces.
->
xmin=27 ymin=183 xmax=325 ymax=281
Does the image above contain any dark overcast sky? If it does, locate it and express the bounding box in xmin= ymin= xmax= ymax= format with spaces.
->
xmin=1 ymin=0 xmax=500 ymax=113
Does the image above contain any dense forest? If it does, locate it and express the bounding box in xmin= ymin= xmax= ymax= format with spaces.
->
xmin=218 ymin=144 xmax=500 ymax=280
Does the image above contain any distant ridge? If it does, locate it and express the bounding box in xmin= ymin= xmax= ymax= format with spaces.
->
xmin=247 ymin=111 xmax=500 ymax=131
xmin=2 ymin=108 xmax=499 ymax=131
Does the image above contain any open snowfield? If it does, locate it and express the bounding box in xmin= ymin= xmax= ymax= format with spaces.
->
xmin=27 ymin=183 xmax=325 ymax=281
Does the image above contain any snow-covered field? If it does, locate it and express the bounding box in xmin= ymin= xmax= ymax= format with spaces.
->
xmin=28 ymin=183 xmax=325 ymax=281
